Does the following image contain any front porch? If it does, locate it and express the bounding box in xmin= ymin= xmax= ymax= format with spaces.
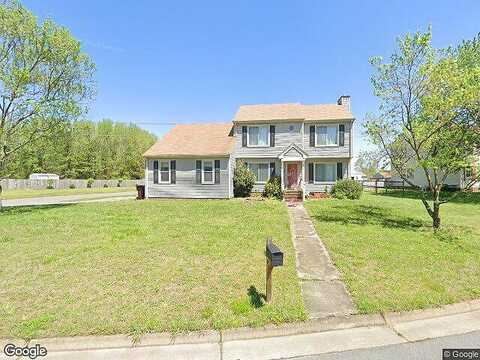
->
xmin=279 ymin=144 xmax=308 ymax=201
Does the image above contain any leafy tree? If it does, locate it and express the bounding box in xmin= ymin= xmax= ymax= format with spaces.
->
xmin=0 ymin=0 xmax=95 ymax=199
xmin=366 ymin=30 xmax=480 ymax=229
xmin=355 ymin=150 xmax=386 ymax=178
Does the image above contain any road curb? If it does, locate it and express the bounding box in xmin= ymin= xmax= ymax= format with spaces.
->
xmin=221 ymin=313 xmax=383 ymax=341
xmin=3 ymin=299 xmax=480 ymax=358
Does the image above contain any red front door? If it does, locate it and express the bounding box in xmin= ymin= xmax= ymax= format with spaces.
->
xmin=287 ymin=164 xmax=298 ymax=189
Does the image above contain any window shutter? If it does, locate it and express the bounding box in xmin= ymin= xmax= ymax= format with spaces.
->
xmin=170 ymin=160 xmax=176 ymax=184
xmin=270 ymin=125 xmax=275 ymax=147
xmin=337 ymin=162 xmax=343 ymax=180
xmin=153 ymin=160 xmax=159 ymax=184
xmin=308 ymin=163 xmax=314 ymax=183
xmin=270 ymin=162 xmax=276 ymax=177
xmin=339 ymin=124 xmax=345 ymax=146
xmin=196 ymin=160 xmax=202 ymax=184
xmin=309 ymin=125 xmax=315 ymax=147
xmin=242 ymin=126 xmax=247 ymax=147
xmin=214 ymin=160 xmax=220 ymax=184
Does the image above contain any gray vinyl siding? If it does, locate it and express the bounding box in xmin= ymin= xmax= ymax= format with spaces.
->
xmin=234 ymin=122 xmax=303 ymax=158
xmin=304 ymin=159 xmax=350 ymax=194
xmin=303 ymin=122 xmax=352 ymax=158
xmin=237 ymin=157 xmax=281 ymax=193
xmin=146 ymin=158 xmax=231 ymax=199
xmin=234 ymin=121 xmax=352 ymax=158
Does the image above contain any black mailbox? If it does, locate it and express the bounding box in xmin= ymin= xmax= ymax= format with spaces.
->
xmin=266 ymin=241 xmax=283 ymax=267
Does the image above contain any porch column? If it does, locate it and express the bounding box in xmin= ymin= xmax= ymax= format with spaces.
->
xmin=302 ymin=160 xmax=306 ymax=201
xmin=302 ymin=160 xmax=306 ymax=183
xmin=281 ymin=161 xmax=284 ymax=190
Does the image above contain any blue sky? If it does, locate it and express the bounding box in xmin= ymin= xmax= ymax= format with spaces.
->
xmin=24 ymin=0 xmax=479 ymax=154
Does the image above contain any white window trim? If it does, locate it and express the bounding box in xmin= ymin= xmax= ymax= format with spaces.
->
xmin=313 ymin=162 xmax=337 ymax=184
xmin=202 ymin=160 xmax=215 ymax=184
xmin=159 ymin=160 xmax=171 ymax=184
xmin=248 ymin=161 xmax=271 ymax=184
xmin=247 ymin=125 xmax=270 ymax=148
xmin=315 ymin=124 xmax=339 ymax=147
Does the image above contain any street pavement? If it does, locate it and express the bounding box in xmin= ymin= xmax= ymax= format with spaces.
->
xmin=296 ymin=330 xmax=480 ymax=360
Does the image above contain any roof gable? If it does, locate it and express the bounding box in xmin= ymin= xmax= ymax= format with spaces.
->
xmin=279 ymin=143 xmax=308 ymax=159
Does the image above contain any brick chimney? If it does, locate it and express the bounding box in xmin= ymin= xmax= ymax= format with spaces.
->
xmin=337 ymin=95 xmax=351 ymax=111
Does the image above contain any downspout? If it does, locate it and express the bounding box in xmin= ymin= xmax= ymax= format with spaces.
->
xmin=228 ymin=155 xmax=233 ymax=198
xmin=144 ymin=159 xmax=149 ymax=199
xmin=349 ymin=120 xmax=353 ymax=179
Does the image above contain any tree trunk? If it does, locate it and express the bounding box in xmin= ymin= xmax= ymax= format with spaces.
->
xmin=421 ymin=189 xmax=442 ymax=230
xmin=432 ymin=200 xmax=441 ymax=229
xmin=431 ymin=188 xmax=442 ymax=230
xmin=0 ymin=183 xmax=3 ymax=211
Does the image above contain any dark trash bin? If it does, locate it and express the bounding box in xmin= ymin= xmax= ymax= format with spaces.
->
xmin=136 ymin=184 xmax=145 ymax=200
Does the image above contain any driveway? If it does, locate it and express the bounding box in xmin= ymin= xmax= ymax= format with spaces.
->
xmin=2 ymin=191 xmax=136 ymax=207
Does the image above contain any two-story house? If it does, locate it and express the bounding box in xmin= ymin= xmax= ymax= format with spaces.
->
xmin=143 ymin=96 xmax=354 ymax=200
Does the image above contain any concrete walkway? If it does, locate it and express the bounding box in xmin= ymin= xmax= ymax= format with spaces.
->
xmin=286 ymin=202 xmax=356 ymax=319
xmin=2 ymin=192 xmax=136 ymax=207
xmin=4 ymin=300 xmax=480 ymax=360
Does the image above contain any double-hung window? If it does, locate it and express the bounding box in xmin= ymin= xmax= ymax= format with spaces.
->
xmin=248 ymin=163 xmax=270 ymax=183
xmin=316 ymin=125 xmax=338 ymax=146
xmin=202 ymin=160 xmax=214 ymax=184
xmin=314 ymin=163 xmax=336 ymax=182
xmin=159 ymin=160 xmax=171 ymax=183
xmin=248 ymin=125 xmax=269 ymax=147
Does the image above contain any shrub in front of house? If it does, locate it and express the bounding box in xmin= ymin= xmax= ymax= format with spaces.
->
xmin=263 ymin=176 xmax=282 ymax=200
xmin=117 ymin=179 xmax=123 ymax=187
xmin=69 ymin=183 xmax=76 ymax=189
xmin=331 ymin=179 xmax=363 ymax=200
xmin=87 ymin=178 xmax=94 ymax=188
xmin=233 ymin=161 xmax=255 ymax=197
xmin=103 ymin=183 xmax=109 ymax=188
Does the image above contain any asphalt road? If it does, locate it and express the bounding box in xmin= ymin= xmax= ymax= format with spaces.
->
xmin=294 ymin=330 xmax=480 ymax=360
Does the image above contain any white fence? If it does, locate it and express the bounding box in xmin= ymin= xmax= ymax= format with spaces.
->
xmin=0 ymin=179 xmax=144 ymax=190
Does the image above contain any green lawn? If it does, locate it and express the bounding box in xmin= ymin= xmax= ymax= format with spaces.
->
xmin=305 ymin=192 xmax=480 ymax=314
xmin=0 ymin=199 xmax=305 ymax=339
xmin=1 ymin=187 xmax=136 ymax=200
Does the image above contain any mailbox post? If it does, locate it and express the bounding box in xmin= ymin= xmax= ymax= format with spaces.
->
xmin=265 ymin=237 xmax=283 ymax=303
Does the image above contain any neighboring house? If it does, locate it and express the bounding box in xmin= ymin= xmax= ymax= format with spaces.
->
xmin=392 ymin=160 xmax=480 ymax=191
xmin=371 ymin=170 xmax=391 ymax=180
xmin=143 ymin=96 xmax=355 ymax=199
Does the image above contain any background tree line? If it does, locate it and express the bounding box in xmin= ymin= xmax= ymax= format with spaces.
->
xmin=4 ymin=119 xmax=156 ymax=179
